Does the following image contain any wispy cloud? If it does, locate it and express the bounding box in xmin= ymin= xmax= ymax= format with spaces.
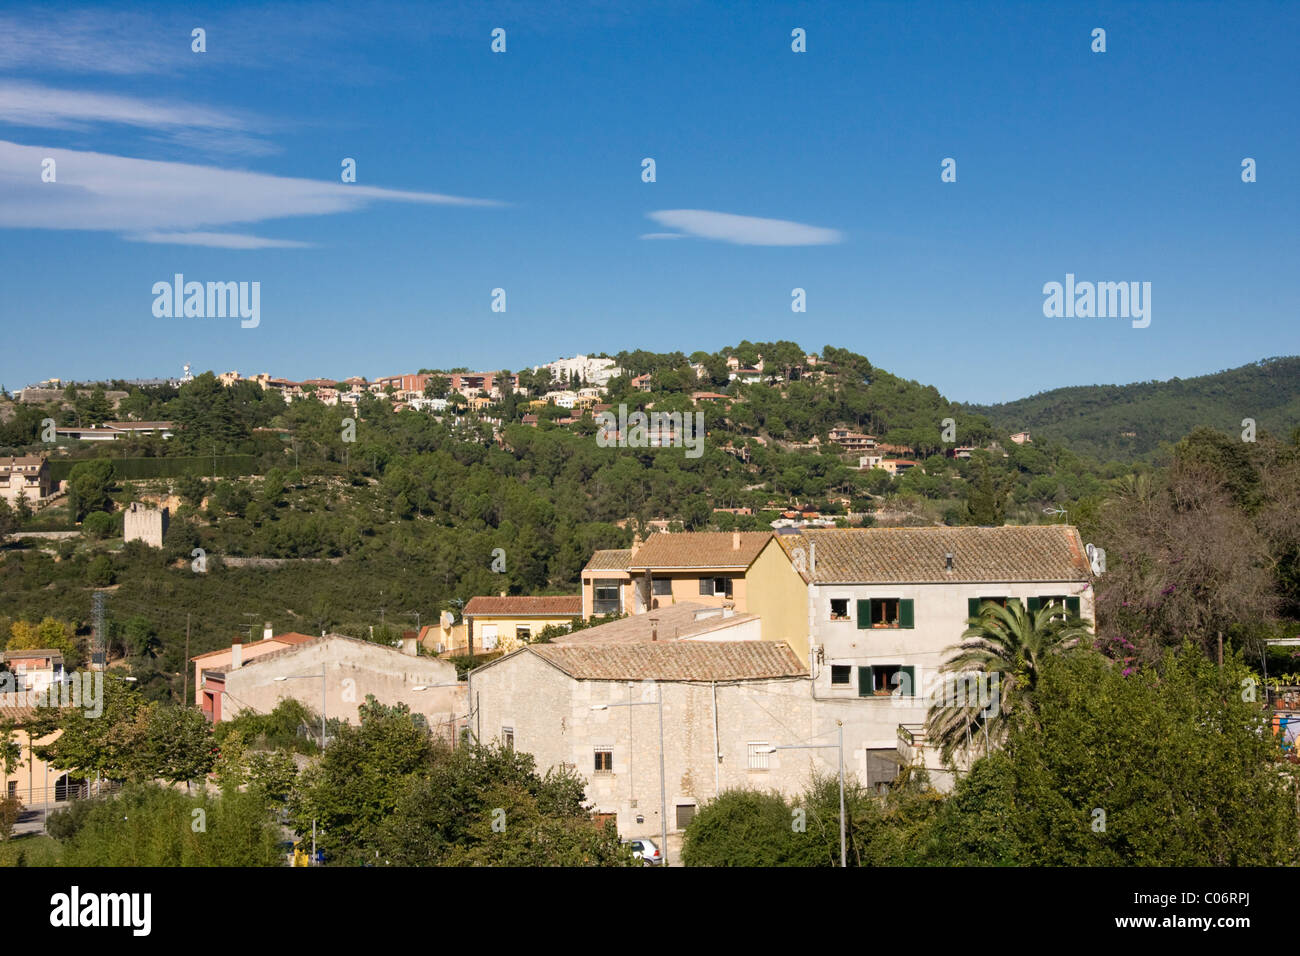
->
xmin=639 ymin=232 xmax=687 ymax=240
xmin=0 ymin=11 xmax=184 ymax=75
xmin=125 ymin=232 xmax=315 ymax=249
xmin=0 ymin=81 xmax=261 ymax=138
xmin=0 ymin=140 xmax=505 ymax=247
xmin=644 ymin=209 xmax=843 ymax=246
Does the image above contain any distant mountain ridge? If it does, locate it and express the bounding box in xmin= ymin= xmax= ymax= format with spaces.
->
xmin=964 ymin=357 xmax=1300 ymax=461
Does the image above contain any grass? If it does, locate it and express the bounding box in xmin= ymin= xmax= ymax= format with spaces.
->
xmin=0 ymin=833 xmax=63 ymax=866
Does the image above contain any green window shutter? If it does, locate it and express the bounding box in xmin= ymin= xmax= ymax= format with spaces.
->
xmin=900 ymin=666 xmax=916 ymax=697
xmin=857 ymin=600 xmax=871 ymax=629
xmin=967 ymin=598 xmax=981 ymax=619
xmin=1066 ymin=596 xmax=1081 ymax=616
xmin=698 ymin=577 xmax=711 ymax=596
xmin=899 ymin=599 xmax=915 ymax=628
xmin=858 ymin=666 xmax=873 ymax=697
xmin=1027 ymin=597 xmax=1042 ymax=613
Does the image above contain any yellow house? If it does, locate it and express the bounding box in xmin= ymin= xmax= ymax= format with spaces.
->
xmin=461 ymin=595 xmax=583 ymax=655
xmin=0 ymin=701 xmax=84 ymax=808
xmin=579 ymin=532 xmax=810 ymax=660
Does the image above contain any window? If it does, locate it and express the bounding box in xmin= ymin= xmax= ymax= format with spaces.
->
xmin=873 ymin=665 xmax=902 ymax=694
xmin=6 ymin=781 xmax=15 ymax=798
xmin=748 ymin=742 xmax=770 ymax=770
xmin=481 ymin=624 xmax=499 ymax=651
xmin=593 ymin=580 xmax=622 ymax=615
xmin=829 ymin=598 xmax=850 ymax=621
xmin=594 ymin=747 xmax=613 ymax=774
xmin=856 ymin=598 xmax=915 ymax=629
xmin=865 ymin=749 xmax=901 ymax=789
xmin=831 ymin=664 xmax=852 ymax=685
xmin=873 ymin=598 xmax=900 ymax=627
xmin=652 ymin=577 xmax=672 ymax=596
xmin=858 ymin=665 xmax=916 ymax=697
xmin=699 ymin=576 xmax=733 ymax=597
xmin=515 ymin=625 xmax=531 ymax=643
xmin=676 ymin=804 xmax=697 ymax=830
xmin=1030 ymin=595 xmax=1081 ymax=620
xmin=502 ymin=727 xmax=514 ymax=750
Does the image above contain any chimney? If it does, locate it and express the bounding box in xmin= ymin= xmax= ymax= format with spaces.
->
xmin=500 ymin=590 xmax=507 ymax=598
xmin=649 ymin=617 xmax=659 ymax=642
xmin=401 ymin=636 xmax=418 ymax=657
xmin=230 ymin=641 xmax=242 ymax=670
xmin=263 ymin=622 xmax=274 ymax=641
xmin=810 ymin=541 xmax=817 ymax=574
xmin=945 ymin=551 xmax=955 ymax=572
xmin=732 ymin=531 xmax=741 ymax=550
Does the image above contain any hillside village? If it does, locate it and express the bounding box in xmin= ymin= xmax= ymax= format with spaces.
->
xmin=0 ymin=345 xmax=1297 ymax=867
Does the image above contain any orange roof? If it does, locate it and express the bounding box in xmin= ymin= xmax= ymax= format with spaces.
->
xmin=628 ymin=532 xmax=773 ymax=571
xmin=463 ymin=595 xmax=583 ymax=618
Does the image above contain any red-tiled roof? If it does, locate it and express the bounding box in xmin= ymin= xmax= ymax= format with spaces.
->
xmin=775 ymin=526 xmax=1091 ymax=584
xmin=522 ymin=641 xmax=806 ymax=681
xmin=463 ymin=595 xmax=583 ymax=617
xmin=628 ymin=532 xmax=773 ymax=570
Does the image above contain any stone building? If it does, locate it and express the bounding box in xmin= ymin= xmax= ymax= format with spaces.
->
xmin=123 ymin=502 xmax=168 ymax=548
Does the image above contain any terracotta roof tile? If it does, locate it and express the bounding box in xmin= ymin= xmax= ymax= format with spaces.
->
xmin=554 ymin=602 xmax=758 ymax=645
xmin=775 ymin=526 xmax=1090 ymax=584
xmin=582 ymin=549 xmax=633 ymax=572
xmin=526 ymin=641 xmax=806 ymax=681
xmin=628 ymin=532 xmax=772 ymax=570
xmin=463 ymin=595 xmax=583 ymax=617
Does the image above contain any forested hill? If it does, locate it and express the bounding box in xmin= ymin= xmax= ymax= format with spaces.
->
xmin=964 ymin=357 xmax=1300 ymax=461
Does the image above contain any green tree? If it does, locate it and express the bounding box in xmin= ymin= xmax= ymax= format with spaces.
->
xmin=35 ymin=680 xmax=151 ymax=782
xmin=67 ymin=459 xmax=115 ymax=520
xmin=926 ymin=599 xmax=1090 ymax=763
xmin=142 ymin=705 xmax=214 ymax=787
xmin=288 ymin=696 xmax=436 ymax=861
xmin=932 ymin=647 xmax=1300 ymax=865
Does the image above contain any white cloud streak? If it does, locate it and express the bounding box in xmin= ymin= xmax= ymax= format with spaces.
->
xmin=0 ymin=140 xmax=505 ymax=246
xmin=645 ymin=209 xmax=843 ymax=246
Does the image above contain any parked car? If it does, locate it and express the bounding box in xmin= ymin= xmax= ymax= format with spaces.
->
xmin=623 ymin=838 xmax=662 ymax=865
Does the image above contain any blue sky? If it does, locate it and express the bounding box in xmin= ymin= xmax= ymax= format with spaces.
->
xmin=1 ymin=0 xmax=1296 ymax=404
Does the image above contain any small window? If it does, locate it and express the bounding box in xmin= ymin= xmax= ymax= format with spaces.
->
xmin=829 ymin=598 xmax=849 ymax=621
xmin=515 ymin=626 xmax=530 ymax=643
xmin=748 ymin=742 xmax=770 ymax=770
xmin=594 ymin=580 xmax=622 ymax=615
xmin=676 ymin=804 xmax=697 ymax=830
xmin=831 ymin=664 xmax=852 ymax=685
xmin=502 ymin=727 xmax=514 ymax=750
xmin=872 ymin=598 xmax=900 ymax=628
xmin=652 ymin=578 xmax=672 ymax=596
xmin=594 ymin=747 xmax=613 ymax=774
xmin=6 ymin=781 xmax=15 ymax=798
xmin=873 ymin=665 xmax=902 ymax=695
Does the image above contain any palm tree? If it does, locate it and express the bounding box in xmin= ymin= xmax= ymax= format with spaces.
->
xmin=925 ymin=599 xmax=1091 ymax=764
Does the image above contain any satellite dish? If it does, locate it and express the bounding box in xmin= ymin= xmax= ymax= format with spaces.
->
xmin=1086 ymin=543 xmax=1106 ymax=575
xmin=440 ymin=610 xmax=454 ymax=627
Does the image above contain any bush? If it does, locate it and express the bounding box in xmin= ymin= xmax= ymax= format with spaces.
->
xmin=0 ymin=795 xmax=22 ymax=841
xmin=46 ymin=796 xmax=101 ymax=842
xmin=80 ymin=510 xmax=115 ymax=539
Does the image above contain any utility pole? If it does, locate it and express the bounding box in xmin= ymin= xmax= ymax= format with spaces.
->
xmin=182 ymin=613 xmax=191 ymax=705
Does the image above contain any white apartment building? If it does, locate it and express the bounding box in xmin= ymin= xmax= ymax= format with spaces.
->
xmin=538 ymin=355 xmax=625 ymax=387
